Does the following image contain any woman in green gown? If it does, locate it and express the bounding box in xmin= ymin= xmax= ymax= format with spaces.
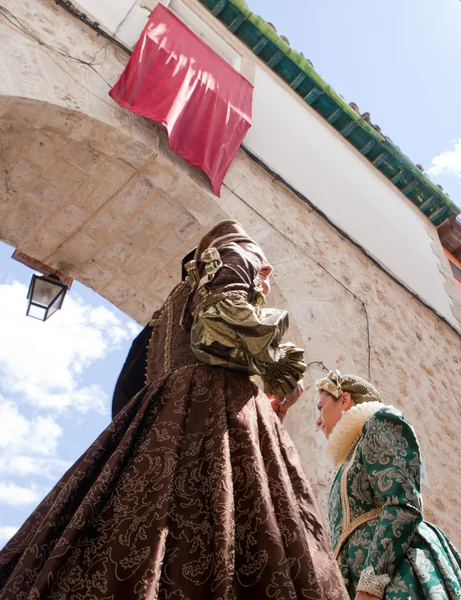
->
xmin=315 ymin=370 xmax=461 ymax=600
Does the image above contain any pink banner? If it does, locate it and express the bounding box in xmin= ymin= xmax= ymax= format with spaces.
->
xmin=110 ymin=4 xmax=253 ymax=196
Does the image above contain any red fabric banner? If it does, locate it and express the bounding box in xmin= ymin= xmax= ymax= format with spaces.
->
xmin=109 ymin=4 xmax=253 ymax=196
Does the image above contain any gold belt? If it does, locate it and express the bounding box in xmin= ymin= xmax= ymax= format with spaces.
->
xmin=334 ymin=507 xmax=381 ymax=558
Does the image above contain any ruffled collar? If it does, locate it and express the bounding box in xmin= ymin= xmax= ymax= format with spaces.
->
xmin=326 ymin=401 xmax=384 ymax=466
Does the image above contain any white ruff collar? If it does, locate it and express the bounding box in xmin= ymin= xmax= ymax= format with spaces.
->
xmin=327 ymin=402 xmax=384 ymax=466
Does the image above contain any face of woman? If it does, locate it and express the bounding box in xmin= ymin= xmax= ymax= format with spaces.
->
xmin=240 ymin=242 xmax=273 ymax=295
xmin=316 ymin=391 xmax=346 ymax=439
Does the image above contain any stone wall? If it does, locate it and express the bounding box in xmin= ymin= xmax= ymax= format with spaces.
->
xmin=222 ymin=154 xmax=461 ymax=544
xmin=2 ymin=0 xmax=461 ymax=545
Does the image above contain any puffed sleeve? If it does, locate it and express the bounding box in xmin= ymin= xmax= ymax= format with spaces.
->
xmin=356 ymin=409 xmax=423 ymax=599
xmin=190 ymin=292 xmax=306 ymax=396
xmin=186 ymin=243 xmax=306 ymax=397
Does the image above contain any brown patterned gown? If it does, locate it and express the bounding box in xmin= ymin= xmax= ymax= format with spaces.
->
xmin=0 ymin=222 xmax=346 ymax=599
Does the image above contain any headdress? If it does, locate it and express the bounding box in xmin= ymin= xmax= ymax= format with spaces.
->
xmin=179 ymin=220 xmax=264 ymax=329
xmin=316 ymin=370 xmax=382 ymax=404
xmin=316 ymin=370 xmax=343 ymax=399
xmin=181 ymin=220 xmax=257 ymax=281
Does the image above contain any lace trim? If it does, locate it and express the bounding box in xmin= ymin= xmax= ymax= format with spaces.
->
xmin=357 ymin=566 xmax=391 ymax=599
xmin=327 ymin=401 xmax=384 ymax=466
xmin=260 ymin=343 xmax=306 ymax=397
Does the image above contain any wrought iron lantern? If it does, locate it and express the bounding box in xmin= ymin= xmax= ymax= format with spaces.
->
xmin=26 ymin=273 xmax=68 ymax=321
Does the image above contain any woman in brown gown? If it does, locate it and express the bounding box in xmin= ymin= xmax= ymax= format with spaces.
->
xmin=0 ymin=220 xmax=346 ymax=599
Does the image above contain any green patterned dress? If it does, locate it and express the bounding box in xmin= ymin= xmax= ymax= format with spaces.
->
xmin=329 ymin=405 xmax=461 ymax=599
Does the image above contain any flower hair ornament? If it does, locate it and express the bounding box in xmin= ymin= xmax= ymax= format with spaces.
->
xmin=316 ymin=369 xmax=343 ymax=399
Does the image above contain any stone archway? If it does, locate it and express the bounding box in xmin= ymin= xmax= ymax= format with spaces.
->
xmin=0 ymin=96 xmax=230 ymax=322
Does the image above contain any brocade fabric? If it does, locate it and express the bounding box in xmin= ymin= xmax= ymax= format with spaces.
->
xmin=329 ymin=406 xmax=461 ymax=599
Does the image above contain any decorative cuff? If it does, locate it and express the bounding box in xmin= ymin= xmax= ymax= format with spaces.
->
xmin=261 ymin=343 xmax=306 ymax=397
xmin=357 ymin=566 xmax=391 ymax=599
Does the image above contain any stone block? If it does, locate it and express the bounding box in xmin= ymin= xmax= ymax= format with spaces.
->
xmin=84 ymin=210 xmax=126 ymax=244
xmin=0 ymin=97 xmax=12 ymax=117
xmin=101 ymin=277 xmax=136 ymax=308
xmin=109 ymin=175 xmax=158 ymax=218
xmin=20 ymin=228 xmax=65 ymax=260
xmin=222 ymin=167 xmax=240 ymax=193
xmin=48 ymin=203 xmax=88 ymax=237
xmin=38 ymin=104 xmax=87 ymax=138
xmin=73 ymin=157 xmax=136 ymax=215
xmin=0 ymin=121 xmax=32 ymax=166
xmin=140 ymin=190 xmax=180 ymax=226
xmin=71 ymin=117 xmax=114 ymax=147
xmin=140 ymin=0 xmax=161 ymax=11
xmin=120 ymin=255 xmax=159 ymax=286
xmin=144 ymin=207 xmax=202 ymax=261
xmin=216 ymin=188 xmax=264 ymax=235
xmin=166 ymin=175 xmax=225 ymax=230
xmin=145 ymin=272 xmax=175 ymax=305
xmin=22 ymin=129 xmax=68 ymax=170
xmin=118 ymin=139 xmax=156 ymax=169
xmin=55 ymin=231 xmax=103 ymax=264
xmin=27 ymin=181 xmax=65 ymax=210
xmin=60 ymin=140 xmax=106 ymax=174
xmin=98 ymin=242 xmax=135 ymax=267
xmin=2 ymin=159 xmax=41 ymax=204
xmin=141 ymin=153 xmax=179 ymax=193
xmin=77 ymin=260 xmax=115 ymax=291
xmin=172 ymin=207 xmax=203 ymax=238
xmin=41 ymin=159 xmax=87 ymax=195
xmin=158 ymin=134 xmax=192 ymax=177
xmin=1 ymin=97 xmax=42 ymax=129
xmin=92 ymin=96 xmax=133 ymax=135
xmin=1 ymin=198 xmax=50 ymax=247
xmin=88 ymin=123 xmax=131 ymax=156
xmin=119 ymin=294 xmax=153 ymax=324
xmin=118 ymin=215 xmax=158 ymax=255
xmin=130 ymin=115 xmax=160 ymax=150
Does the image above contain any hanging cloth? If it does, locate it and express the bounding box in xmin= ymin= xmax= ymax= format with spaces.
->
xmin=109 ymin=4 xmax=253 ymax=196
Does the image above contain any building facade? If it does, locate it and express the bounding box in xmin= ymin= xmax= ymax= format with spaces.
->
xmin=2 ymin=0 xmax=461 ymax=542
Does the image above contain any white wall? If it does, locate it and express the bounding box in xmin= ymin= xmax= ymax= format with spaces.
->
xmin=244 ymin=66 xmax=454 ymax=322
xmin=74 ymin=0 xmax=139 ymax=34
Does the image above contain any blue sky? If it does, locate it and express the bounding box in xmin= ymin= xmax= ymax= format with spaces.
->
xmin=0 ymin=242 xmax=140 ymax=545
xmin=246 ymin=0 xmax=461 ymax=204
xmin=1 ymin=0 xmax=460 ymax=547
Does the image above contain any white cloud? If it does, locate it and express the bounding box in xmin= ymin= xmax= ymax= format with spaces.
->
xmin=127 ymin=321 xmax=142 ymax=337
xmin=428 ymin=138 xmax=461 ymax=178
xmin=0 ymin=525 xmax=18 ymax=545
xmin=0 ymin=455 xmax=70 ymax=480
xmin=0 ymin=398 xmax=62 ymax=456
xmin=0 ymin=482 xmax=41 ymax=507
xmin=0 ymin=281 xmax=135 ymax=414
xmin=0 ymin=397 xmax=69 ymax=480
